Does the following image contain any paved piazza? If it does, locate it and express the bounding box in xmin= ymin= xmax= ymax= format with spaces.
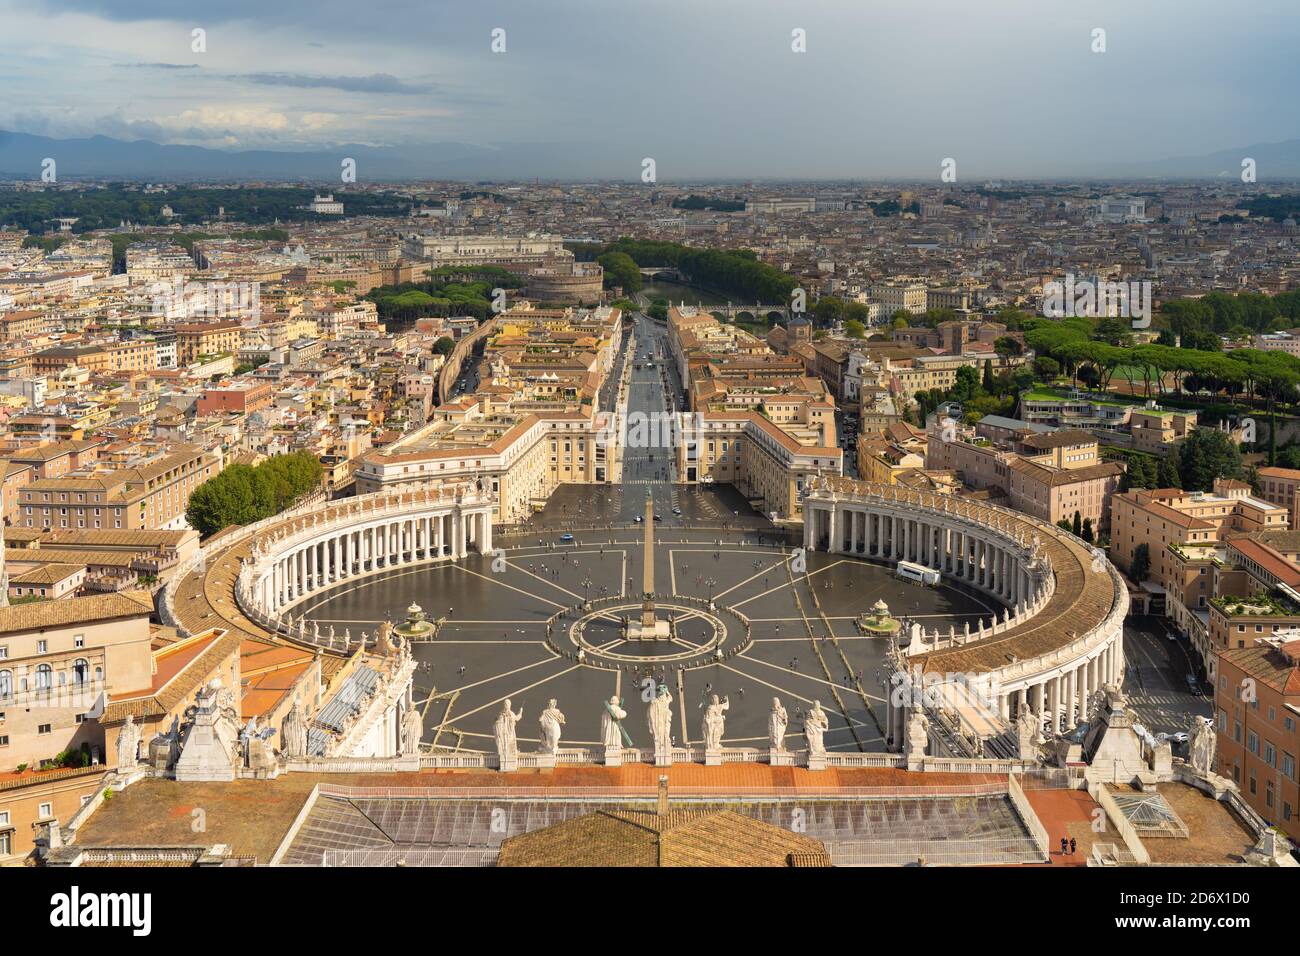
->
xmin=297 ymin=484 xmax=997 ymax=754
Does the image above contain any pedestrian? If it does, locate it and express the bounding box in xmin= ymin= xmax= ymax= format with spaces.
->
xmin=1069 ymin=837 xmax=1077 ymax=855
xmin=1059 ymin=837 xmax=1067 ymax=855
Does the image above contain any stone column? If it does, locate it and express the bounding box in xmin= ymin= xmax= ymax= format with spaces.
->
xmin=1047 ymin=675 xmax=1060 ymax=733
xmin=1033 ymin=681 xmax=1045 ymax=717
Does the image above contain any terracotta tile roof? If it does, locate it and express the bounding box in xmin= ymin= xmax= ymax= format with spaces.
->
xmin=0 ymin=589 xmax=152 ymax=637
xmin=1219 ymin=639 xmax=1300 ymax=696
xmin=496 ymin=807 xmax=831 ymax=867
xmin=1227 ymin=538 xmax=1300 ymax=588
xmin=103 ymin=627 xmax=242 ymax=722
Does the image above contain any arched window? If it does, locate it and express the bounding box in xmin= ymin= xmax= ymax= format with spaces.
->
xmin=0 ymin=670 xmax=11 ymax=700
xmin=94 ymin=665 xmax=103 ymax=683
xmin=73 ymin=659 xmax=88 ymax=685
xmin=35 ymin=664 xmax=52 ymax=692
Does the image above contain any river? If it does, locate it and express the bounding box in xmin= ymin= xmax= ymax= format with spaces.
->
xmin=639 ymin=279 xmax=734 ymax=307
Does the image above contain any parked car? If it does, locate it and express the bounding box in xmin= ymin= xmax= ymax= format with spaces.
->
xmin=1185 ymin=674 xmax=1200 ymax=692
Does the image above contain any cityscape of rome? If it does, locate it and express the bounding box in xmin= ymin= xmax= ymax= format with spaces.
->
xmin=0 ymin=0 xmax=1296 ymax=932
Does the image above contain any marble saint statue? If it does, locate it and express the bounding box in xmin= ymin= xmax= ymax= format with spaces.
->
xmin=804 ymin=700 xmax=829 ymax=756
xmin=602 ymin=696 xmax=630 ymax=748
xmin=647 ymin=684 xmax=674 ymax=752
xmin=401 ymin=705 xmax=423 ymax=755
xmin=494 ymin=699 xmax=523 ymax=761
xmin=116 ymin=714 xmax=141 ymax=769
xmin=768 ymin=697 xmax=788 ymax=752
xmin=280 ymin=700 xmax=308 ymax=758
xmin=701 ymin=694 xmax=729 ymax=751
xmin=538 ymin=699 xmax=565 ymax=754
xmin=1190 ymin=715 xmax=1217 ymax=776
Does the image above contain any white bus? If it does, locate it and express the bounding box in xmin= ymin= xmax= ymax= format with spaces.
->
xmin=896 ymin=560 xmax=940 ymax=585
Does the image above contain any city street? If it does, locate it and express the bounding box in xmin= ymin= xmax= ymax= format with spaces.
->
xmin=1121 ymin=615 xmax=1211 ymax=739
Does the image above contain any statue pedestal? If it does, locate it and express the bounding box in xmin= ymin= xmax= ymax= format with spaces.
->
xmin=498 ymin=754 xmax=518 ymax=772
xmin=654 ymin=748 xmax=673 ymax=767
xmin=807 ymin=752 xmax=827 ymax=771
xmin=769 ymin=748 xmax=793 ymax=767
xmin=535 ymin=752 xmax=557 ymax=770
xmin=704 ymin=749 xmax=723 ymax=766
xmin=627 ymin=619 xmax=671 ymax=641
xmin=603 ymin=745 xmax=623 ymax=767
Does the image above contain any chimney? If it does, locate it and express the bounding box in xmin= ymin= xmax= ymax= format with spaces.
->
xmin=656 ymin=774 xmax=669 ymax=815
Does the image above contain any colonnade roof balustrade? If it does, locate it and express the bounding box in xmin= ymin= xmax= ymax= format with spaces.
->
xmin=806 ymin=476 xmax=1126 ymax=677
xmin=163 ymin=484 xmax=490 ymax=655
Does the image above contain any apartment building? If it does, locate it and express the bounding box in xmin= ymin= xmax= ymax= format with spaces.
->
xmin=17 ymin=444 xmax=221 ymax=532
xmin=1127 ymin=407 xmax=1199 ymax=455
xmin=0 ymin=591 xmax=154 ymax=862
xmin=675 ymin=410 xmax=842 ymax=521
xmin=195 ymin=381 xmax=276 ymax=417
xmin=174 ymin=320 xmax=243 ymax=365
xmin=1257 ymin=466 xmax=1300 ymax=529
xmin=354 ymin=410 xmax=617 ymax=523
xmin=926 ymin=423 xmax=1122 ymax=530
xmin=1112 ymin=482 xmax=1289 ymax=585
xmin=1005 ymin=457 xmax=1124 ymax=531
xmin=869 ymin=282 xmax=927 ymax=318
xmin=0 ymin=311 xmax=50 ymax=345
xmin=1214 ymin=636 xmax=1300 ymax=843
xmin=31 ymin=339 xmax=157 ymax=376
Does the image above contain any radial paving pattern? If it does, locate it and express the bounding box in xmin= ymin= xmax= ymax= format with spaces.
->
xmin=298 ymin=486 xmax=998 ymax=755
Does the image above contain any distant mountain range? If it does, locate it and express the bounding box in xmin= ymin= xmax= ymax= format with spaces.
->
xmin=0 ymin=130 xmax=509 ymax=181
xmin=3 ymin=129 xmax=1300 ymax=182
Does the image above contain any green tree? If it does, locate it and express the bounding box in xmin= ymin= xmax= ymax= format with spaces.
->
xmin=1032 ymin=356 xmax=1060 ymax=381
xmin=951 ymin=365 xmax=980 ymax=404
xmin=185 ymin=452 xmax=321 ymax=538
xmin=1081 ymin=517 xmax=1094 ymax=543
xmin=1131 ymin=543 xmax=1151 ymax=582
xmin=596 ymin=251 xmax=642 ymax=293
xmin=1177 ymin=428 xmax=1242 ymax=492
xmin=1072 ymin=510 xmax=1082 ymax=537
xmin=1156 ymin=455 xmax=1182 ymax=489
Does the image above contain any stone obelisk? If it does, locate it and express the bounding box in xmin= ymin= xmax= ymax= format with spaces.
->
xmin=630 ymin=486 xmax=669 ymax=640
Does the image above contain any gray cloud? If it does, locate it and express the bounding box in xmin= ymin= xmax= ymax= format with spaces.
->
xmin=16 ymin=0 xmax=1300 ymax=177
xmin=114 ymin=62 xmax=199 ymax=69
xmin=234 ymin=72 xmax=432 ymax=95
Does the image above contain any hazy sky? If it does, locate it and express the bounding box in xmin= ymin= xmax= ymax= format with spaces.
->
xmin=3 ymin=0 xmax=1299 ymax=178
